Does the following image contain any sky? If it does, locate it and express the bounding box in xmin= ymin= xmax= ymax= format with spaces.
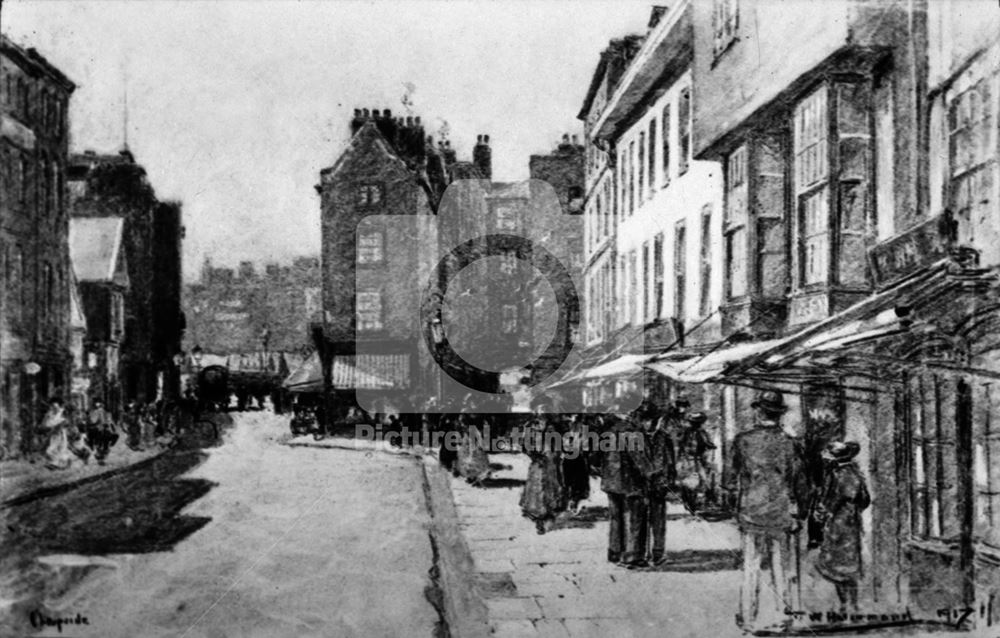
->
xmin=3 ymin=0 xmax=652 ymax=281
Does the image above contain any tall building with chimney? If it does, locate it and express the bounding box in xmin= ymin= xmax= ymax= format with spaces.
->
xmin=0 ymin=35 xmax=75 ymax=458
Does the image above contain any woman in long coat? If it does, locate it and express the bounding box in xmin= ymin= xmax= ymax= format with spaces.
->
xmin=814 ymin=440 xmax=870 ymax=612
xmin=519 ymin=411 xmax=566 ymax=534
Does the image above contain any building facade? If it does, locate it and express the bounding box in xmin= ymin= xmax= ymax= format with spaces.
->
xmin=184 ymin=256 xmax=320 ymax=355
xmin=0 ymin=35 xmax=75 ymax=458
xmin=67 ymin=149 xmax=185 ymax=406
xmin=316 ymin=109 xmax=443 ymax=415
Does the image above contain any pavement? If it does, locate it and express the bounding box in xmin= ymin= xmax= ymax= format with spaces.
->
xmin=441 ymin=452 xmax=745 ymax=638
xmin=1 ymin=437 xmax=168 ymax=508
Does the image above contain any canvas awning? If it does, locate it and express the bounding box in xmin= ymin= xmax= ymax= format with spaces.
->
xmin=580 ymin=353 xmax=652 ymax=381
xmin=644 ymin=339 xmax=787 ymax=383
xmin=283 ymin=352 xmax=323 ymax=393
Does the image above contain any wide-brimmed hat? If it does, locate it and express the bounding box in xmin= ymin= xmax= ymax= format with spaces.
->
xmin=751 ymin=390 xmax=787 ymax=414
xmin=826 ymin=440 xmax=860 ymax=460
xmin=686 ymin=411 xmax=707 ymax=426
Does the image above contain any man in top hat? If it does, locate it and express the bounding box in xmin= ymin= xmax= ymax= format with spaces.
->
xmin=727 ymin=390 xmax=804 ymax=632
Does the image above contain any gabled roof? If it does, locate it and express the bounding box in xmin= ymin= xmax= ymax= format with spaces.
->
xmin=69 ymin=217 xmax=128 ymax=284
xmin=320 ymin=121 xmax=409 ymax=183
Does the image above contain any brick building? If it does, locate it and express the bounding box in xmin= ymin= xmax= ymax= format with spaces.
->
xmin=315 ymin=109 xmax=442 ymax=413
xmin=67 ymin=149 xmax=185 ymax=406
xmin=183 ymin=256 xmax=321 ymax=355
xmin=0 ymin=35 xmax=75 ymax=458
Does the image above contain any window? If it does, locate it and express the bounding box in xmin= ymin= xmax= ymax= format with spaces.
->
xmin=648 ymin=119 xmax=657 ymax=194
xmin=725 ymin=145 xmax=748 ymax=299
xmin=794 ymin=87 xmax=830 ymax=288
xmin=653 ymin=233 xmax=664 ymax=319
xmin=713 ymin=0 xmax=739 ymax=59
xmin=20 ymin=156 xmax=30 ymax=207
xmin=42 ymin=262 xmax=53 ymax=325
xmin=628 ymin=141 xmax=636 ymax=215
xmin=629 ymin=250 xmax=638 ymax=325
xmin=358 ymin=232 xmax=384 ymax=264
xmin=908 ymin=374 xmax=961 ymax=541
xmin=500 ymin=249 xmax=518 ymax=275
xmin=699 ymin=205 xmax=713 ymax=317
xmin=973 ymin=381 xmax=1000 ymax=547
xmin=662 ymin=104 xmax=672 ymax=186
xmin=496 ymin=204 xmax=519 ymax=232
xmin=112 ymin=292 xmax=125 ymax=337
xmin=679 ymin=87 xmax=691 ymax=176
xmin=642 ymin=242 xmax=651 ymax=322
xmin=948 ymin=79 xmax=995 ymax=247
xmin=674 ymin=221 xmax=687 ymax=319
xmin=356 ymin=184 xmax=382 ymax=206
xmin=618 ymin=149 xmax=625 ymax=220
xmin=501 ymin=304 xmax=517 ymax=334
xmin=638 ymin=132 xmax=646 ymax=203
xmin=619 ymin=254 xmax=628 ymax=326
xmin=356 ymin=290 xmax=383 ymax=331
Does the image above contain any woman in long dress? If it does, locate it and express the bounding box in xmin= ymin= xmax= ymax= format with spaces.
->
xmin=456 ymin=396 xmax=490 ymax=484
xmin=519 ymin=410 xmax=566 ymax=534
xmin=813 ymin=440 xmax=871 ymax=612
xmin=42 ymin=398 xmax=73 ymax=470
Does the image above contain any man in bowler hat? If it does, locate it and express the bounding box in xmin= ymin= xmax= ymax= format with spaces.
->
xmin=601 ymin=401 xmax=656 ymax=568
xmin=727 ymin=390 xmax=804 ymax=632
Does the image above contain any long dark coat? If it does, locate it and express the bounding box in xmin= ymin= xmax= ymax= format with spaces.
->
xmin=729 ymin=422 xmax=804 ymax=536
xmin=520 ymin=422 xmax=566 ymax=520
xmin=600 ymin=416 xmax=653 ymax=496
xmin=816 ymin=461 xmax=871 ymax=583
xmin=646 ymin=428 xmax=676 ymax=498
xmin=457 ymin=416 xmax=490 ymax=482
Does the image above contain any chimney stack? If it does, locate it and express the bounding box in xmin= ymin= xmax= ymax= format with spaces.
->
xmin=473 ymin=132 xmax=492 ymax=180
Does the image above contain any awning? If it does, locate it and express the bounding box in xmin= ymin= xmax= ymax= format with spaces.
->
xmin=645 ymin=339 xmax=786 ymax=383
xmin=283 ymin=352 xmax=323 ymax=393
xmin=580 ymin=353 xmax=652 ymax=382
xmin=332 ymin=354 xmax=405 ymax=390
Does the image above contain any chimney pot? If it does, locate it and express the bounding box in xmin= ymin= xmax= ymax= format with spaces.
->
xmin=484 ymin=134 xmax=490 ymax=144
xmin=354 ymin=108 xmax=361 ymax=117
xmin=562 ymin=133 xmax=569 ymax=142
xmin=571 ymin=134 xmax=578 ymax=144
xmin=362 ymin=108 xmax=370 ymax=118
xmin=477 ymin=134 xmax=483 ymax=143
xmin=415 ymin=116 xmax=421 ymax=125
xmin=383 ymin=108 xmax=392 ymax=118
xmin=405 ymin=116 xmax=413 ymax=126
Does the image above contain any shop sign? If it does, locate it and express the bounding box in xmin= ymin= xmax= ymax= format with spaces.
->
xmin=868 ymin=214 xmax=951 ymax=289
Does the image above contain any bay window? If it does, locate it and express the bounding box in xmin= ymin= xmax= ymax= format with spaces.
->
xmin=794 ymin=86 xmax=830 ymax=287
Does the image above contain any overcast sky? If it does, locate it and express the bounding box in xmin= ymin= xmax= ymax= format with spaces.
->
xmin=3 ymin=0 xmax=651 ymax=280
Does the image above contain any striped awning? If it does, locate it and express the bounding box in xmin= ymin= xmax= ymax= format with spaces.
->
xmin=332 ymin=354 xmax=408 ymax=389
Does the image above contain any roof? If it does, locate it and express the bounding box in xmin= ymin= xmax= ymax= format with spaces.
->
xmin=319 ymin=121 xmax=410 ymax=183
xmin=0 ymin=34 xmax=76 ymax=91
xmin=69 ymin=217 xmax=126 ymax=283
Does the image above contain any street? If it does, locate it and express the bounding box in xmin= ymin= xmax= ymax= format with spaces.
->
xmin=1 ymin=412 xmax=441 ymax=638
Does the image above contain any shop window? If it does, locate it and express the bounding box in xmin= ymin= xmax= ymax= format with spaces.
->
xmin=356 ymin=290 xmax=383 ymax=331
xmin=674 ymin=221 xmax=687 ymax=319
xmin=908 ymin=374 xmax=960 ymax=540
xmin=974 ymin=381 xmax=1000 ymax=548
xmin=357 ymin=232 xmax=384 ymax=264
xmin=712 ymin=0 xmax=739 ymax=60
